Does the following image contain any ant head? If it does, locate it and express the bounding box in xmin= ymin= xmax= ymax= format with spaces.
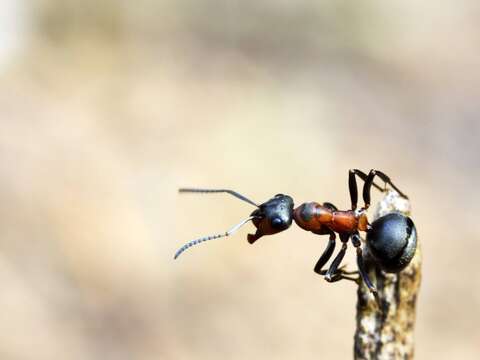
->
xmin=248 ymin=194 xmax=294 ymax=244
xmin=175 ymin=188 xmax=294 ymax=259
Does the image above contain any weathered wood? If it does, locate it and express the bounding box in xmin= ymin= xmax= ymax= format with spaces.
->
xmin=354 ymin=191 xmax=422 ymax=360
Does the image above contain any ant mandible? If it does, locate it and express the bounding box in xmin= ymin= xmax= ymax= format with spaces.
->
xmin=174 ymin=169 xmax=417 ymax=299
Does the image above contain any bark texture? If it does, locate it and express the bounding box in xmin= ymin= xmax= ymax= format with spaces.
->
xmin=354 ymin=191 xmax=422 ymax=360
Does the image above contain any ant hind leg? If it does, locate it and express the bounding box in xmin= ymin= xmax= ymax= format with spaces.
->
xmin=349 ymin=169 xmax=383 ymax=210
xmin=351 ymin=232 xmax=379 ymax=303
xmin=362 ymin=170 xmax=408 ymax=209
xmin=370 ymin=170 xmax=408 ymax=199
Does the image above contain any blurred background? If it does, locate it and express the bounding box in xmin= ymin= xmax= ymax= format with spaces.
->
xmin=1 ymin=0 xmax=479 ymax=359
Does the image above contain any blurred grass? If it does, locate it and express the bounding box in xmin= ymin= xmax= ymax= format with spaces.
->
xmin=0 ymin=1 xmax=479 ymax=359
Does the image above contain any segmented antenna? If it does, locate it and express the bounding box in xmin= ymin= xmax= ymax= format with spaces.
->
xmin=174 ymin=216 xmax=256 ymax=259
xmin=179 ymin=188 xmax=259 ymax=207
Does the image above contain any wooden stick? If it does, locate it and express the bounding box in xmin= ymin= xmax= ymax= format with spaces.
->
xmin=354 ymin=191 xmax=422 ymax=359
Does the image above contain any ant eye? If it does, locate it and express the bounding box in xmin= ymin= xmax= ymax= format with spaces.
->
xmin=271 ymin=217 xmax=285 ymax=229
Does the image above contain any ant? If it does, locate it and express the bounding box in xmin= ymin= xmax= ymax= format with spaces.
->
xmin=174 ymin=169 xmax=417 ymax=300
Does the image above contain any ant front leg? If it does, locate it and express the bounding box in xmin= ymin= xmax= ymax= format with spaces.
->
xmin=324 ymin=233 xmax=350 ymax=282
xmin=351 ymin=232 xmax=379 ymax=302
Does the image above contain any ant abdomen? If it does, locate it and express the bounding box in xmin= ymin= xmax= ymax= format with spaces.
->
xmin=366 ymin=212 xmax=417 ymax=273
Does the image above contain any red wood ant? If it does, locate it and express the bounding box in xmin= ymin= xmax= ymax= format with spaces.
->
xmin=175 ymin=169 xmax=417 ymax=299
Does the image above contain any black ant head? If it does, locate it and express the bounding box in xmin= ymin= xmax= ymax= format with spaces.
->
xmin=174 ymin=188 xmax=294 ymax=259
xmin=248 ymin=194 xmax=294 ymax=244
xmin=366 ymin=212 xmax=417 ymax=273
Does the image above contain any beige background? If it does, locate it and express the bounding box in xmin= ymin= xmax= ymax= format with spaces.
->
xmin=0 ymin=1 xmax=479 ymax=359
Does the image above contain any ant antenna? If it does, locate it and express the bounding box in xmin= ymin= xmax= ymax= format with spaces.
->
xmin=174 ymin=216 xmax=256 ymax=259
xmin=179 ymin=188 xmax=259 ymax=207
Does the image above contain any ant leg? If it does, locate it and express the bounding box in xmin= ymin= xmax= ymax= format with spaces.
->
xmin=351 ymin=169 xmax=384 ymax=192
xmin=324 ymin=233 xmax=349 ymax=282
xmin=351 ymin=233 xmax=379 ymax=301
xmin=362 ymin=170 xmax=376 ymax=209
xmin=370 ymin=170 xmax=408 ymax=199
xmin=313 ymin=232 xmax=336 ymax=275
xmin=362 ymin=170 xmax=408 ymax=209
xmin=319 ymin=273 xmax=358 ymax=282
xmin=317 ymin=266 xmax=359 ymax=283
xmin=350 ymin=169 xmax=384 ymax=210
xmin=348 ymin=169 xmax=359 ymax=210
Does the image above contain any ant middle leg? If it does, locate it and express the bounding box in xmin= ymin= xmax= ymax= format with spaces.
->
xmin=314 ymin=229 xmax=358 ymax=283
